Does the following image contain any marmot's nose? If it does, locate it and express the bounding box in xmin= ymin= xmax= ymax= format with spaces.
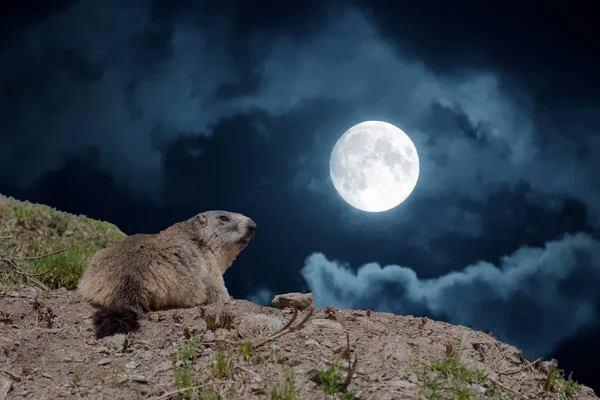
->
xmin=247 ymin=219 xmax=257 ymax=233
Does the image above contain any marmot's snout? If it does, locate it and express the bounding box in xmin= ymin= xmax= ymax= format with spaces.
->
xmin=242 ymin=219 xmax=257 ymax=242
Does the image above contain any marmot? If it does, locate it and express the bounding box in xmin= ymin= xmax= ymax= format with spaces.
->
xmin=77 ymin=210 xmax=256 ymax=339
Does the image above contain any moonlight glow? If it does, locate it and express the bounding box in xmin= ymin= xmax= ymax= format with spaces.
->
xmin=329 ymin=120 xmax=420 ymax=212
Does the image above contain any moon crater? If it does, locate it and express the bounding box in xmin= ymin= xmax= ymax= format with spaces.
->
xmin=330 ymin=120 xmax=420 ymax=212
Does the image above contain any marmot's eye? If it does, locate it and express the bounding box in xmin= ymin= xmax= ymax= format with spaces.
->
xmin=218 ymin=215 xmax=230 ymax=222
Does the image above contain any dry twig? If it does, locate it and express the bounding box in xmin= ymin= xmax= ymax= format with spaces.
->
xmin=341 ymin=355 xmax=359 ymax=391
xmin=0 ymin=248 xmax=66 ymax=290
xmin=488 ymin=377 xmax=530 ymax=399
xmin=155 ymin=384 xmax=213 ymax=400
xmin=12 ymin=248 xmax=66 ymax=261
xmin=500 ymin=357 xmax=543 ymax=376
xmin=252 ymin=306 xmax=314 ymax=349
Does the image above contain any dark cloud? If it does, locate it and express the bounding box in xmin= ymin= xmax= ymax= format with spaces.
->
xmin=1 ymin=0 xmax=599 ymax=393
xmin=356 ymin=1 xmax=600 ymax=107
xmin=2 ymin=1 xmax=598 ymax=225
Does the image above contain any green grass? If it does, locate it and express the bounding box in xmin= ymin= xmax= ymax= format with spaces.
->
xmin=309 ymin=357 xmax=359 ymax=399
xmin=70 ymin=367 xmax=82 ymax=388
xmin=237 ymin=341 xmax=262 ymax=363
xmin=415 ymin=345 xmax=495 ymax=399
xmin=210 ymin=347 xmax=234 ymax=380
xmin=0 ymin=194 xmax=126 ymax=289
xmin=172 ymin=336 xmax=230 ymax=400
xmin=547 ymin=368 xmax=581 ymax=399
xmin=270 ymin=365 xmax=299 ymax=400
xmin=108 ymin=366 xmax=123 ymax=389
xmin=173 ymin=335 xmax=201 ymax=393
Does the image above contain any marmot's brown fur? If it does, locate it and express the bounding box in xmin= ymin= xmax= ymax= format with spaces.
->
xmin=77 ymin=210 xmax=256 ymax=339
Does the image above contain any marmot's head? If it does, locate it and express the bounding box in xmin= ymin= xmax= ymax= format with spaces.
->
xmin=187 ymin=210 xmax=256 ymax=265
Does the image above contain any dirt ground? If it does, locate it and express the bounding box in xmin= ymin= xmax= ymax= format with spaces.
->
xmin=0 ymin=286 xmax=598 ymax=400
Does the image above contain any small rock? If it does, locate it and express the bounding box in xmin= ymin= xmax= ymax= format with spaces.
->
xmin=472 ymin=384 xmax=486 ymax=394
xmin=250 ymin=383 xmax=265 ymax=395
xmin=215 ymin=328 xmax=236 ymax=341
xmin=270 ymin=344 xmax=280 ymax=352
xmin=130 ymin=375 xmax=148 ymax=383
xmin=154 ymin=361 xmax=172 ymax=374
xmin=311 ymin=319 xmax=343 ymax=330
xmin=191 ymin=320 xmax=207 ymax=335
xmin=95 ymin=347 xmax=110 ymax=354
xmin=125 ymin=362 xmax=138 ymax=369
xmin=159 ymin=349 xmax=173 ymax=357
xmin=0 ymin=377 xmax=12 ymax=399
xmin=304 ymin=339 xmax=320 ymax=347
xmin=390 ymin=379 xmax=416 ymax=389
xmin=0 ymin=337 xmax=14 ymax=349
xmin=103 ymin=334 xmax=128 ymax=352
xmin=98 ymin=358 xmax=112 ymax=366
xmin=250 ymin=314 xmax=285 ymax=330
xmin=272 ymin=292 xmax=314 ymax=310
xmin=408 ymin=373 xmax=419 ymax=384
xmin=175 ymin=361 xmax=184 ymax=368
xmin=203 ymin=331 xmax=215 ymax=341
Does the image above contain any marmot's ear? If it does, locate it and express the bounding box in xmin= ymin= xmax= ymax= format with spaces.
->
xmin=198 ymin=214 xmax=207 ymax=225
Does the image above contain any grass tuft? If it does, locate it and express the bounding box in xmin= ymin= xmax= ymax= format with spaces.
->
xmin=0 ymin=194 xmax=125 ymax=289
xmin=415 ymin=344 xmax=492 ymax=399
xmin=238 ymin=341 xmax=262 ymax=363
xmin=210 ymin=346 xmax=234 ymax=380
xmin=547 ymin=367 xmax=581 ymax=399
xmin=270 ymin=365 xmax=299 ymax=400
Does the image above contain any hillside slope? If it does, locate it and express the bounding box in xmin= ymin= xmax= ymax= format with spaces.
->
xmin=0 ymin=194 xmax=125 ymax=290
xmin=0 ymin=196 xmax=598 ymax=399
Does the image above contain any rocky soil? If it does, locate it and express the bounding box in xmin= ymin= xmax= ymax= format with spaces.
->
xmin=0 ymin=287 xmax=598 ymax=400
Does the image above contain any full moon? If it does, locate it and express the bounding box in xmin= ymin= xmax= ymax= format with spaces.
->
xmin=330 ymin=120 xmax=420 ymax=212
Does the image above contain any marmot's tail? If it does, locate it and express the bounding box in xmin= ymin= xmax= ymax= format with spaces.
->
xmin=93 ymin=306 xmax=140 ymax=339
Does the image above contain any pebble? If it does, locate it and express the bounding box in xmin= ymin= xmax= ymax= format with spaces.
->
xmin=175 ymin=361 xmax=184 ymax=368
xmin=390 ymin=379 xmax=416 ymax=389
xmin=249 ymin=314 xmax=285 ymax=330
xmin=130 ymin=375 xmax=148 ymax=383
xmin=311 ymin=319 xmax=343 ymax=330
xmin=98 ymin=358 xmax=112 ymax=366
xmin=95 ymin=347 xmax=110 ymax=354
xmin=472 ymin=384 xmax=486 ymax=394
xmin=249 ymin=383 xmax=265 ymax=394
xmin=408 ymin=373 xmax=419 ymax=384
xmin=0 ymin=377 xmax=12 ymax=399
xmin=271 ymin=292 xmax=314 ymax=310
xmin=104 ymin=334 xmax=127 ymax=352
xmin=125 ymin=362 xmax=138 ymax=369
xmin=154 ymin=361 xmax=172 ymax=374
xmin=191 ymin=320 xmax=208 ymax=335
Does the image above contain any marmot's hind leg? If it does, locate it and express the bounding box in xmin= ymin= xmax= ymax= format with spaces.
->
xmin=92 ymin=275 xmax=148 ymax=339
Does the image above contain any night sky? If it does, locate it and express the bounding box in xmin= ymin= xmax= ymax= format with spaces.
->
xmin=1 ymin=0 xmax=599 ymax=394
